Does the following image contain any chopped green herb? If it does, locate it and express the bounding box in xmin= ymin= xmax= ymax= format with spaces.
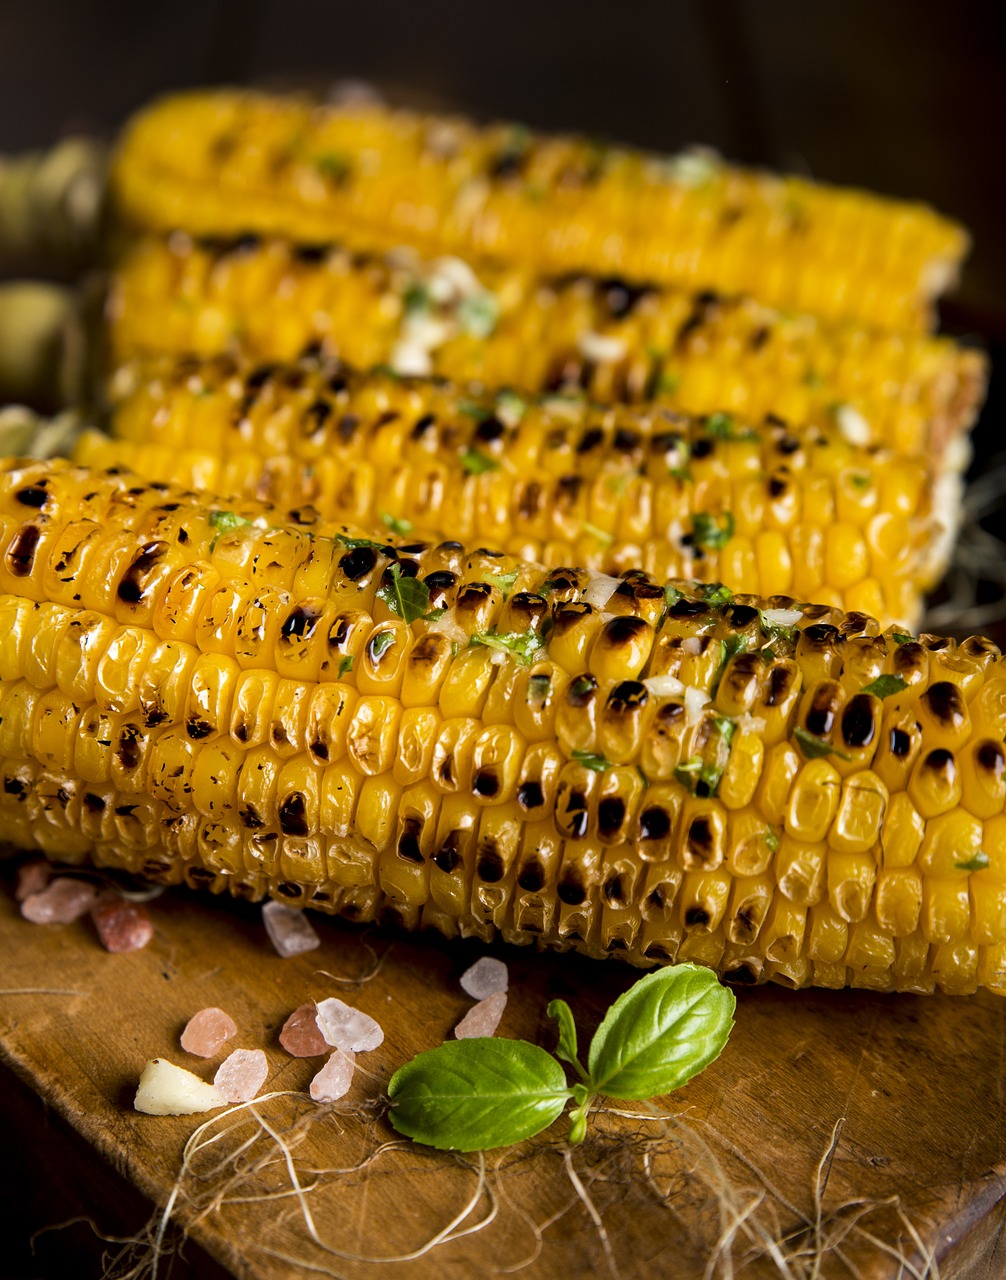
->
xmin=370 ymin=630 xmax=395 ymax=660
xmin=381 ymin=511 xmax=414 ymax=536
xmin=571 ymin=749 xmax=610 ymax=773
xmin=669 ymin=465 xmax=693 ymax=483
xmin=956 ymin=851 xmax=990 ymax=872
xmin=570 ymin=675 xmax=595 ymax=700
xmin=676 ymin=716 xmax=735 ymax=797
xmin=402 ymin=281 xmax=431 ymax=314
xmin=377 ymin=563 xmax=432 ymax=625
xmin=794 ymin=727 xmax=853 ymax=762
xmin=495 ymin=389 xmax=527 ymax=425
xmin=458 ymin=292 xmax=500 ymax=338
xmin=803 ymin=369 xmax=823 ymax=389
xmin=697 ymin=582 xmax=733 ymax=607
xmin=338 ymin=655 xmax=354 ymax=678
xmin=705 ymin=412 xmax=759 ymax=443
xmin=664 ymin=585 xmax=683 ymax=607
xmin=849 ymin=473 xmax=871 ymax=490
xmin=891 ymin=632 xmax=913 ymax=645
xmin=209 ymin=510 xmax=252 ymax=535
xmin=460 ymin=446 xmax=500 ymax=475
xmin=759 ymin=612 xmax=798 ymax=646
xmin=315 ymin=152 xmax=351 ymax=183
xmin=457 ymin=398 xmax=489 ymax=420
xmin=691 ymin=511 xmax=736 ymax=551
xmin=527 ymin=673 xmax=552 ymax=704
xmin=471 ymin=631 xmax=545 ymax=665
xmin=424 ymin=607 xmax=446 ymax=622
xmin=605 ymin=471 xmax=634 ymax=498
xmin=336 ymin=532 xmax=388 ymax=551
xmin=658 ymin=369 xmax=681 ymax=395
xmin=482 ymin=567 xmax=520 ymax=598
xmin=581 ymin=521 xmax=614 ymax=546
xmin=372 ymin=363 xmax=403 ymax=381
xmin=861 ymin=674 xmax=907 ymax=699
xmin=764 ymin=828 xmax=781 ymax=853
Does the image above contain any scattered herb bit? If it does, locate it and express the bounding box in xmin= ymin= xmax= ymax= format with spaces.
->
xmin=381 ymin=511 xmax=414 ymax=536
xmin=315 ymin=152 xmax=351 ymax=183
xmin=711 ymin=634 xmax=749 ymax=696
xmin=387 ymin=965 xmax=735 ymax=1151
xmin=581 ymin=521 xmax=614 ymax=546
xmin=764 ymin=828 xmax=781 ymax=853
xmin=803 ymin=369 xmax=823 ymax=389
xmin=569 ymin=675 xmax=595 ymax=700
xmin=337 ymin=532 xmax=388 ymax=551
xmin=892 ymin=632 xmax=913 ymax=645
xmin=471 ymin=631 xmax=545 ymax=665
xmin=372 ymin=363 xmax=403 ymax=381
xmin=424 ymin=607 xmax=446 ymax=622
xmin=526 ymin=673 xmax=552 ymax=704
xmin=861 ymin=674 xmax=907 ymax=699
xmin=338 ymin=656 xmax=354 ymax=678
xmin=794 ymin=726 xmax=853 ymax=762
xmin=460 ymin=446 xmax=500 ymax=475
xmin=571 ymin=749 xmax=611 ymax=773
xmin=605 ymin=472 xmax=634 ymax=498
xmin=458 ymin=292 xmax=500 ymax=338
xmin=402 ymin=281 xmax=431 ymax=314
xmin=664 ymin=585 xmax=682 ymax=607
xmin=669 ymin=465 xmax=693 ymax=482
xmin=849 ymin=473 xmax=871 ymax=490
xmin=705 ymin=412 xmax=758 ymax=442
xmin=370 ymin=631 xmax=395 ymax=660
xmin=209 ymin=511 xmax=252 ymax=535
xmin=956 ymin=851 xmax=990 ymax=872
xmin=658 ymin=370 xmax=681 ymax=395
xmin=495 ymin=389 xmax=527 ymax=425
xmin=482 ymin=567 xmax=520 ymax=598
xmin=675 ymin=717 xmax=735 ymax=797
xmin=377 ymin=563 xmax=432 ymax=625
xmin=759 ymin=612 xmax=798 ymax=646
xmin=691 ymin=512 xmax=736 ymax=551
xmin=697 ymin=582 xmax=733 ymax=607
xmin=457 ymin=399 xmax=489 ymax=420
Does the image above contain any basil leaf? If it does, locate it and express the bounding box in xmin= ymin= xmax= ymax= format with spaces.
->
xmin=377 ymin=563 xmax=432 ymax=624
xmin=956 ymin=851 xmax=990 ymax=872
xmin=546 ymin=999 xmax=587 ymax=1080
xmin=471 ymin=631 xmax=545 ymax=665
xmin=861 ymin=674 xmax=907 ymax=699
xmin=381 ymin=511 xmax=414 ymax=536
xmin=387 ymin=1039 xmax=572 ymax=1152
xmin=461 ymin=447 xmax=500 ymax=475
xmin=794 ymin=726 xmax=853 ymax=762
xmin=571 ymin=749 xmax=610 ymax=773
xmin=586 ymin=965 xmax=735 ymax=1102
xmin=691 ymin=511 xmax=735 ymax=551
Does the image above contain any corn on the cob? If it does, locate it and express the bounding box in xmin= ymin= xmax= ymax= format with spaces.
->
xmin=75 ymin=354 xmax=942 ymax=628
xmin=2 ymin=456 xmax=1004 ymax=995
xmin=111 ymin=90 xmax=968 ymax=331
xmin=108 ymin=235 xmax=987 ymax=467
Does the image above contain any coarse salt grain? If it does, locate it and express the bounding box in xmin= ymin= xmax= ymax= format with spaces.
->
xmin=279 ymin=1004 xmax=332 ymax=1057
xmin=91 ymin=898 xmax=153 ymax=953
xmin=15 ymin=860 xmax=52 ymax=902
xmin=309 ymin=1050 xmax=356 ymax=1103
xmin=21 ymin=878 xmax=100 ymax=924
xmin=262 ymin=901 xmax=320 ymax=958
xmin=214 ymin=1049 xmax=268 ymax=1104
xmin=315 ymin=997 xmax=384 ymax=1053
xmin=460 ymin=956 xmax=509 ymax=1000
xmin=455 ymin=991 xmax=507 ymax=1039
xmin=180 ymin=1007 xmax=238 ymax=1058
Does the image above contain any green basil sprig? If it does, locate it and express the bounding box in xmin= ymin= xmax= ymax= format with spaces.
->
xmin=387 ymin=964 xmax=735 ymax=1152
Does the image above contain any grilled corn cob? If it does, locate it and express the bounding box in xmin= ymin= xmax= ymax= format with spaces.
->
xmin=108 ymin=235 xmax=987 ymax=467
xmin=74 ymin=354 xmax=942 ymax=628
xmin=111 ymin=90 xmax=968 ymax=331
xmin=2 ymin=457 xmax=1005 ymax=995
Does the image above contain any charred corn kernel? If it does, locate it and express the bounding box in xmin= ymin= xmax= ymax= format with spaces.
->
xmin=4 ymin=456 xmax=1006 ymax=991
xmin=82 ymin=356 xmax=948 ymax=629
xmin=113 ymin=92 xmax=969 ymax=330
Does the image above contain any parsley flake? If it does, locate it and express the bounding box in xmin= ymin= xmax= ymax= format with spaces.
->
xmin=381 ymin=511 xmax=414 ymax=536
xmin=956 ymin=851 xmax=990 ymax=872
xmin=691 ymin=512 xmax=735 ymax=551
xmin=460 ymin=447 xmax=500 ymax=475
xmin=338 ymin=655 xmax=354 ymax=678
xmin=471 ymin=631 xmax=546 ymax=665
xmin=377 ymin=563 xmax=432 ymax=624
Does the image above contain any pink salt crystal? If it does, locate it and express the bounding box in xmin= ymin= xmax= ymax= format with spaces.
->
xmin=91 ymin=897 xmax=154 ymax=953
xmin=309 ymin=1050 xmax=356 ymax=1103
xmin=180 ymin=1007 xmax=238 ymax=1058
xmin=21 ymin=877 xmax=100 ymax=924
xmin=454 ymin=991 xmax=507 ymax=1040
xmin=279 ymin=1004 xmax=331 ymax=1057
xmin=262 ymin=901 xmax=320 ymax=958
xmin=214 ymin=1049 xmax=268 ymax=1104
xmin=315 ymin=997 xmax=384 ymax=1053
xmin=15 ymin=860 xmax=53 ymax=902
xmin=460 ymin=956 xmax=509 ymax=1000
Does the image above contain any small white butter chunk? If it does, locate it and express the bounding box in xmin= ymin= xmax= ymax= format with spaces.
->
xmin=134 ymin=1058 xmax=227 ymax=1115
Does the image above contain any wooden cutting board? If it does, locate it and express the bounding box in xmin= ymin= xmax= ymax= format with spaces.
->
xmin=2 ymin=859 xmax=1006 ymax=1280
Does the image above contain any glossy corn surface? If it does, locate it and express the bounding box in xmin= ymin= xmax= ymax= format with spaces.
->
xmin=108 ymin=235 xmax=987 ymax=466
xmin=76 ymin=354 xmax=942 ymax=628
xmin=2 ymin=457 xmax=1006 ymax=995
xmin=111 ymin=90 xmax=968 ymax=330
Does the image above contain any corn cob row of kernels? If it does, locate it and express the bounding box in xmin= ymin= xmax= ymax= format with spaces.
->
xmin=108 ymin=234 xmax=987 ymax=467
xmin=1 ymin=457 xmax=1005 ymax=994
xmin=111 ymin=90 xmax=968 ymax=331
xmin=74 ymin=354 xmax=941 ymax=628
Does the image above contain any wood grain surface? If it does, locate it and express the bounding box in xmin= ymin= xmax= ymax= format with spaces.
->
xmin=2 ymin=858 xmax=1006 ymax=1280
